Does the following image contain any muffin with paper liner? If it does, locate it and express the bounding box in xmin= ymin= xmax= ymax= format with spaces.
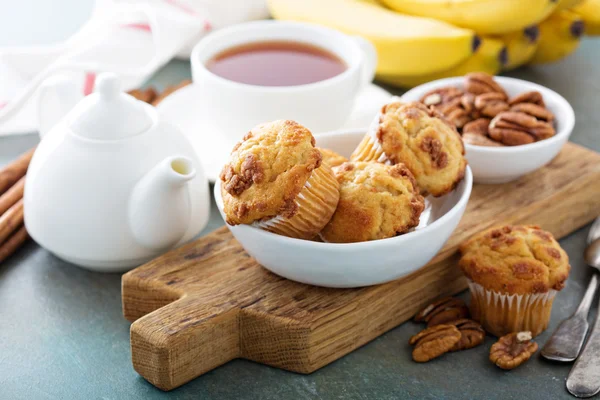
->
xmin=320 ymin=161 xmax=424 ymax=243
xmin=220 ymin=120 xmax=340 ymax=240
xmin=350 ymin=101 xmax=466 ymax=197
xmin=459 ymin=225 xmax=570 ymax=338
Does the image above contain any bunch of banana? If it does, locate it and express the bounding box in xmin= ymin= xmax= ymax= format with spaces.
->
xmin=530 ymin=10 xmax=585 ymax=64
xmin=495 ymin=26 xmax=540 ymax=70
xmin=267 ymin=0 xmax=591 ymax=89
xmin=572 ymin=0 xmax=600 ymax=35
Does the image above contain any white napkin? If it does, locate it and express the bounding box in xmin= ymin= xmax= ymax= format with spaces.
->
xmin=0 ymin=0 xmax=268 ymax=136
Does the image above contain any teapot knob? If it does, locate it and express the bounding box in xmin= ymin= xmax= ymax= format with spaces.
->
xmin=95 ymin=73 xmax=121 ymax=99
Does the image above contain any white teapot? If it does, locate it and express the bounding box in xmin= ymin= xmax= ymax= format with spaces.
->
xmin=24 ymin=73 xmax=210 ymax=272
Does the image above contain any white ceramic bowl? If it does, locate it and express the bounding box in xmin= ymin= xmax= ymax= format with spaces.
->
xmin=214 ymin=129 xmax=472 ymax=288
xmin=402 ymin=77 xmax=575 ymax=184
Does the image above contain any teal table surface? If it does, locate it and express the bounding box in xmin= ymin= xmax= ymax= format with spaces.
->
xmin=1 ymin=4 xmax=600 ymax=397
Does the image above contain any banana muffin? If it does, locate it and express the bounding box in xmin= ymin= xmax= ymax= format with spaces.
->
xmin=318 ymin=148 xmax=348 ymax=168
xmin=459 ymin=225 xmax=570 ymax=337
xmin=351 ymin=101 xmax=467 ymax=197
xmin=320 ymin=161 xmax=424 ymax=243
xmin=220 ymin=120 xmax=340 ymax=240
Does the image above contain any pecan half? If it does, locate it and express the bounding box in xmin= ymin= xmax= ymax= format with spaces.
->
xmin=420 ymin=87 xmax=464 ymax=106
xmin=419 ymin=88 xmax=472 ymax=129
xmin=414 ymin=297 xmax=470 ymax=327
xmin=510 ymin=103 xmax=554 ymax=122
xmin=443 ymin=106 xmax=471 ymax=129
xmin=509 ymin=91 xmax=545 ymax=107
xmin=447 ymin=319 xmax=486 ymax=351
xmin=460 ymin=93 xmax=480 ymax=119
xmin=489 ymin=111 xmax=555 ymax=145
xmin=463 ymin=132 xmax=504 ymax=147
xmin=490 ymin=331 xmax=538 ymax=370
xmin=463 ymin=118 xmax=491 ymax=136
xmin=409 ymin=324 xmax=461 ymax=362
xmin=464 ymin=72 xmax=507 ymax=98
xmin=474 ymin=92 xmax=510 ymax=118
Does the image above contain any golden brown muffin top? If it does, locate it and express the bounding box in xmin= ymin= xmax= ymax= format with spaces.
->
xmin=318 ymin=148 xmax=348 ymax=168
xmin=374 ymin=101 xmax=467 ymax=197
xmin=220 ymin=120 xmax=322 ymax=225
xmin=320 ymin=162 xmax=424 ymax=243
xmin=459 ymin=225 xmax=570 ymax=295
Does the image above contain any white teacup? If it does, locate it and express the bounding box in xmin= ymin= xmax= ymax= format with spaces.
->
xmin=190 ymin=20 xmax=377 ymax=143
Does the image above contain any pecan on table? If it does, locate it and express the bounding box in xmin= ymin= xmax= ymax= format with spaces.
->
xmin=474 ymin=92 xmax=510 ymax=118
xmin=446 ymin=319 xmax=486 ymax=351
xmin=414 ymin=297 xmax=470 ymax=327
xmin=464 ymin=72 xmax=507 ymax=98
xmin=409 ymin=324 xmax=461 ymax=362
xmin=510 ymin=103 xmax=555 ymax=122
xmin=490 ymin=331 xmax=538 ymax=370
xmin=489 ymin=111 xmax=555 ymax=145
xmin=508 ymin=91 xmax=545 ymax=107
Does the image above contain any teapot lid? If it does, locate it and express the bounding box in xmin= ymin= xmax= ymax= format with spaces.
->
xmin=70 ymin=73 xmax=153 ymax=140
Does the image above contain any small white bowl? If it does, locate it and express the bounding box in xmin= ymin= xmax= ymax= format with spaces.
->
xmin=214 ymin=129 xmax=472 ymax=288
xmin=402 ymin=77 xmax=575 ymax=184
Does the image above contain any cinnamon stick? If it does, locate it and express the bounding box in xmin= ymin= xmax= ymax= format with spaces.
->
xmin=0 ymin=176 xmax=24 ymax=215
xmin=0 ymin=147 xmax=35 ymax=195
xmin=0 ymin=225 xmax=29 ymax=264
xmin=0 ymin=198 xmax=24 ymax=245
xmin=128 ymin=87 xmax=158 ymax=104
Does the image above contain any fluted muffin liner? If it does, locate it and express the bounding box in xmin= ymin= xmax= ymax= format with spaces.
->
xmin=350 ymin=113 xmax=389 ymax=164
xmin=468 ymin=280 xmax=556 ymax=338
xmin=253 ymin=163 xmax=339 ymax=240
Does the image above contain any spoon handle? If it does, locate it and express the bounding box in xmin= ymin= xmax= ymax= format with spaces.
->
xmin=542 ymin=274 xmax=599 ymax=362
xmin=567 ymin=289 xmax=600 ymax=398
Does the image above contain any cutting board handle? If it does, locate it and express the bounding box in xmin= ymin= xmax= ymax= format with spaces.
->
xmin=130 ymin=296 xmax=240 ymax=391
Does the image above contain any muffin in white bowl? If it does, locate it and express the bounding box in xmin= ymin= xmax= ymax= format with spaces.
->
xmin=215 ymin=129 xmax=472 ymax=288
xmin=402 ymin=76 xmax=574 ymax=184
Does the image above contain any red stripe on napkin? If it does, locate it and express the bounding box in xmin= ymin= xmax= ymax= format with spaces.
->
xmin=0 ymin=102 xmax=7 ymax=109
xmin=164 ymin=0 xmax=198 ymax=16
xmin=121 ymin=23 xmax=152 ymax=32
xmin=83 ymin=73 xmax=96 ymax=96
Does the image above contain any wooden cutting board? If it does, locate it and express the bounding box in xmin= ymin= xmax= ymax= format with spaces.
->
xmin=122 ymin=142 xmax=600 ymax=391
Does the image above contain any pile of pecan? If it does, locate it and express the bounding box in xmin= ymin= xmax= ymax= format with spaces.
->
xmin=410 ymin=296 xmax=538 ymax=369
xmin=419 ymin=72 xmax=556 ymax=147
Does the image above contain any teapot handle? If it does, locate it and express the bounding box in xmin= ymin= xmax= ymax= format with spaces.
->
xmin=37 ymin=75 xmax=83 ymax=139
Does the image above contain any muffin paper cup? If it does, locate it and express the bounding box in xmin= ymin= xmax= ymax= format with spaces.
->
xmin=468 ymin=280 xmax=556 ymax=338
xmin=253 ymin=163 xmax=339 ymax=240
xmin=351 ymin=113 xmax=389 ymax=164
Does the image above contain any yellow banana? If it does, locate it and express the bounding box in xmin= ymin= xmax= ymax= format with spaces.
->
xmin=267 ymin=0 xmax=478 ymax=76
xmin=496 ymin=26 xmax=540 ymax=70
xmin=572 ymin=0 xmax=600 ymax=35
xmin=379 ymin=0 xmax=557 ymax=35
xmin=530 ymin=10 xmax=585 ymax=64
xmin=556 ymin=0 xmax=584 ymax=10
xmin=377 ymin=37 xmax=506 ymax=88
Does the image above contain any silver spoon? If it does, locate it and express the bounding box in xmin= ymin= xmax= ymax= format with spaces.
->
xmin=542 ymin=218 xmax=600 ymax=362
xmin=566 ymin=236 xmax=600 ymax=398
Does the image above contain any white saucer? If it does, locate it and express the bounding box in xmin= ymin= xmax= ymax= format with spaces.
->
xmin=156 ymin=83 xmax=392 ymax=182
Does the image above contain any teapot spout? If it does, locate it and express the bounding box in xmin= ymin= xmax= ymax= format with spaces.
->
xmin=129 ymin=156 xmax=196 ymax=251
